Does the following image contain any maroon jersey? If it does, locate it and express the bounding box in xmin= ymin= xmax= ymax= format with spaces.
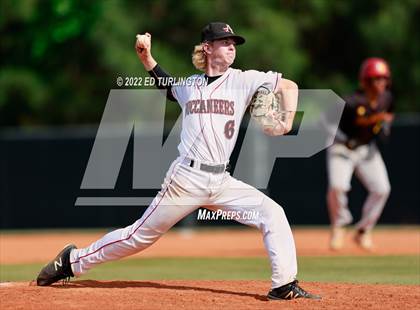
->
xmin=338 ymin=89 xmax=394 ymax=148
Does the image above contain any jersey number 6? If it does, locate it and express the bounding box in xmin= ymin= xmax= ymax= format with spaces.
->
xmin=224 ymin=120 xmax=235 ymax=139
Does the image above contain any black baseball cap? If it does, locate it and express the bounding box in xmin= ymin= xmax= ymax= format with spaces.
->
xmin=201 ymin=22 xmax=245 ymax=45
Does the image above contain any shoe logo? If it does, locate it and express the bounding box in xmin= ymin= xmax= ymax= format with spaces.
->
xmin=54 ymin=258 xmax=63 ymax=271
xmin=285 ymin=291 xmax=299 ymax=299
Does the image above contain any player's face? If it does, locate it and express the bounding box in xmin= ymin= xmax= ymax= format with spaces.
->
xmin=207 ymin=38 xmax=236 ymax=66
xmin=368 ymin=77 xmax=388 ymax=95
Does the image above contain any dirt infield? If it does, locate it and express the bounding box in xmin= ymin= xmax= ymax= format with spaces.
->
xmin=1 ymin=280 xmax=419 ymax=310
xmin=1 ymin=228 xmax=419 ymax=309
xmin=0 ymin=227 xmax=418 ymax=264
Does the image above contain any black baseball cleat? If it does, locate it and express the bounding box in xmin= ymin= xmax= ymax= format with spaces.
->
xmin=267 ymin=280 xmax=321 ymax=300
xmin=36 ymin=244 xmax=77 ymax=286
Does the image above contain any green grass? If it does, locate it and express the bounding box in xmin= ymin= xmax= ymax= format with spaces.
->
xmin=298 ymin=256 xmax=420 ymax=284
xmin=1 ymin=256 xmax=419 ymax=285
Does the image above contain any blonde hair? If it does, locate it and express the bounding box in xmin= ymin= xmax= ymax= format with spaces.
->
xmin=192 ymin=43 xmax=207 ymax=71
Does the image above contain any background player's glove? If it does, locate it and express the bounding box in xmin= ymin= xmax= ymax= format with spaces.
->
xmin=249 ymin=86 xmax=288 ymax=136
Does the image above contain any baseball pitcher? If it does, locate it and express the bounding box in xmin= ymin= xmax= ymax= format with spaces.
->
xmin=37 ymin=22 xmax=320 ymax=300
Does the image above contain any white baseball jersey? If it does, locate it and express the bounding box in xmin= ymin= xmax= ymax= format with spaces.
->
xmin=172 ymin=68 xmax=280 ymax=163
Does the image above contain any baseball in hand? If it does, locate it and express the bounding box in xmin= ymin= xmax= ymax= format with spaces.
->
xmin=136 ymin=35 xmax=146 ymax=46
xmin=135 ymin=33 xmax=151 ymax=54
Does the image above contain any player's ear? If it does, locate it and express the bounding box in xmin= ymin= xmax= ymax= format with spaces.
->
xmin=203 ymin=42 xmax=212 ymax=55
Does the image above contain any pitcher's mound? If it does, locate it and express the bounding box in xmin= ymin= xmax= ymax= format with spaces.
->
xmin=1 ymin=280 xmax=418 ymax=309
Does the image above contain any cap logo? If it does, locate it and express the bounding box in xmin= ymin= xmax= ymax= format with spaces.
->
xmin=223 ymin=24 xmax=233 ymax=34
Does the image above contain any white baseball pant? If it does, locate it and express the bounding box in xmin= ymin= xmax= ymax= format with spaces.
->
xmin=70 ymin=157 xmax=297 ymax=288
xmin=327 ymin=142 xmax=391 ymax=230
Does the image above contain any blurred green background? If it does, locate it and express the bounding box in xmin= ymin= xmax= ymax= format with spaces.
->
xmin=1 ymin=0 xmax=419 ymax=126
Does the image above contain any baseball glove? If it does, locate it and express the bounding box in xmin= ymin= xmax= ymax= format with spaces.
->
xmin=249 ymin=86 xmax=287 ymax=136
